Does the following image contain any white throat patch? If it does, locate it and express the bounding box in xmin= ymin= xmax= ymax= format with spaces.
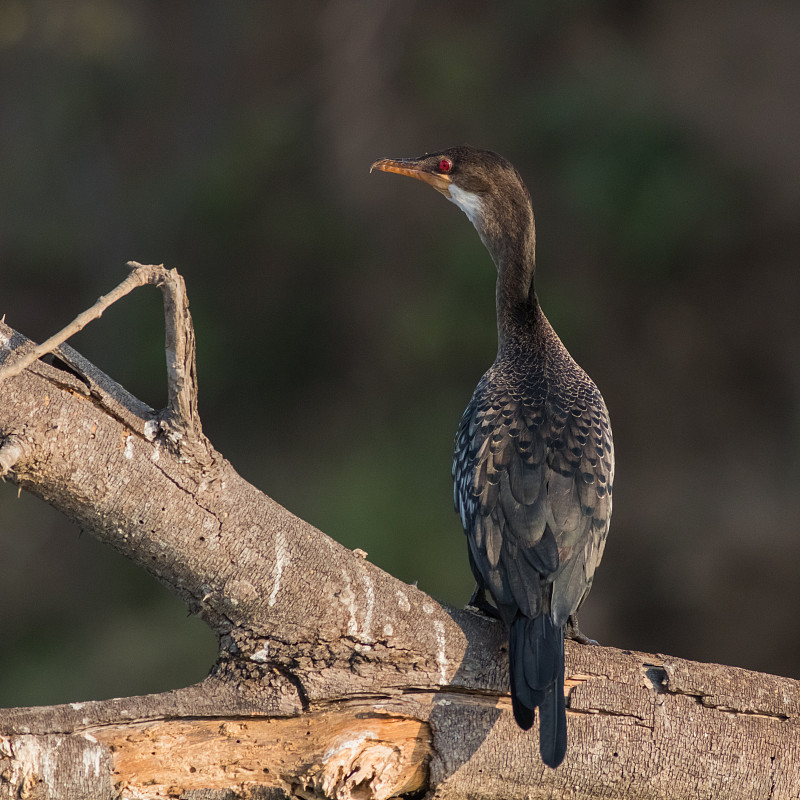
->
xmin=447 ymin=184 xmax=484 ymax=229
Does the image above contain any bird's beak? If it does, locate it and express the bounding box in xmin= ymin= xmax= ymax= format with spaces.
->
xmin=370 ymin=158 xmax=452 ymax=196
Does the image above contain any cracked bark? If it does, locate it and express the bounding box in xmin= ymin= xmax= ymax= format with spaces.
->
xmin=1 ymin=268 xmax=799 ymax=799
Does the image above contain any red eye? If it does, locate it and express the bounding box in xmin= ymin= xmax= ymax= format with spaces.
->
xmin=437 ymin=158 xmax=453 ymax=173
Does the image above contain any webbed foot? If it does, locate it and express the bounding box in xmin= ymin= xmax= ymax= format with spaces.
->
xmin=466 ymin=585 xmax=502 ymax=621
xmin=566 ymin=613 xmax=598 ymax=645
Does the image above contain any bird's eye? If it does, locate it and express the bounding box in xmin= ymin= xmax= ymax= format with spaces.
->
xmin=437 ymin=158 xmax=453 ymax=173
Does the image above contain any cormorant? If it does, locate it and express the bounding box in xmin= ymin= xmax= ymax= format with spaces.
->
xmin=371 ymin=146 xmax=614 ymax=768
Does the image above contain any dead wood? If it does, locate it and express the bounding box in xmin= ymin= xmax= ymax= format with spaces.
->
xmin=0 ymin=266 xmax=797 ymax=799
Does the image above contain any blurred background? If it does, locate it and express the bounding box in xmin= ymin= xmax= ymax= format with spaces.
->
xmin=1 ymin=0 xmax=799 ymax=707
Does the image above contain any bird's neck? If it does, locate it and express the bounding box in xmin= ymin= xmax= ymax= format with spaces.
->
xmin=488 ymin=223 xmax=539 ymax=354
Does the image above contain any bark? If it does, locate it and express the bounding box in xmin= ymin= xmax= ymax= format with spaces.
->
xmin=0 ymin=267 xmax=798 ymax=799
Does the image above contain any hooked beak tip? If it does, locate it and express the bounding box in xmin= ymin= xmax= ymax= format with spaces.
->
xmin=370 ymin=158 xmax=451 ymax=194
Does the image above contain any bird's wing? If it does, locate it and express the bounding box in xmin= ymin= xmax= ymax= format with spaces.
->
xmin=454 ymin=376 xmax=613 ymax=627
xmin=542 ymin=385 xmax=614 ymax=626
xmin=454 ymin=377 xmax=555 ymax=623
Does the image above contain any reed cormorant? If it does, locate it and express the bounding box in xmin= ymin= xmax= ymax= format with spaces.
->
xmin=372 ymin=146 xmax=614 ymax=768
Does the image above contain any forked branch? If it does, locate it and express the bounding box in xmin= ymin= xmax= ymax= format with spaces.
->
xmin=0 ymin=262 xmax=215 ymax=471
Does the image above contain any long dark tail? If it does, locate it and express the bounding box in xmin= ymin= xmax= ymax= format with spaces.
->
xmin=508 ymin=613 xmax=567 ymax=768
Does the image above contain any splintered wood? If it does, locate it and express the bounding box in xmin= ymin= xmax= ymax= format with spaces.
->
xmin=90 ymin=710 xmax=431 ymax=800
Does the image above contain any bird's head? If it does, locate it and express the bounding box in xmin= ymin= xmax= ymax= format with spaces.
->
xmin=371 ymin=146 xmax=535 ymax=265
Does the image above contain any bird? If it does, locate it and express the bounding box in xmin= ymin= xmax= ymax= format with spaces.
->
xmin=371 ymin=146 xmax=614 ymax=768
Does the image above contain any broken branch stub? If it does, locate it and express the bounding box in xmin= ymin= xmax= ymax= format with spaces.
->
xmin=0 ymin=434 xmax=28 ymax=477
xmin=133 ymin=262 xmax=220 ymax=473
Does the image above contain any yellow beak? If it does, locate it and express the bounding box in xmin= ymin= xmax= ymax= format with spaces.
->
xmin=370 ymin=158 xmax=452 ymax=196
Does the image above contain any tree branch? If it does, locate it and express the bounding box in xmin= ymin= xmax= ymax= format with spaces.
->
xmin=1 ymin=268 xmax=798 ymax=799
xmin=0 ymin=264 xmax=164 ymax=385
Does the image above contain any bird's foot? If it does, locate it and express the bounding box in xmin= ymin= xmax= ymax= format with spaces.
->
xmin=566 ymin=614 xmax=598 ymax=645
xmin=466 ymin=586 xmax=502 ymax=620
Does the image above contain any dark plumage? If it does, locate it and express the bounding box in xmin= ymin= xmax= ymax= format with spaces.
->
xmin=372 ymin=146 xmax=613 ymax=768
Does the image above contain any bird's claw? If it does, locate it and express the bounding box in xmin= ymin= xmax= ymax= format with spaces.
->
xmin=566 ymin=614 xmax=599 ymax=645
xmin=467 ymin=586 xmax=503 ymax=620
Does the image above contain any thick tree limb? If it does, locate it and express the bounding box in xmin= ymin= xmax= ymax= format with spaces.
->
xmin=0 ymin=270 xmax=798 ymax=799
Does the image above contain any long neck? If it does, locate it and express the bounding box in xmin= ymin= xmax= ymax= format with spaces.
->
xmin=481 ymin=208 xmax=539 ymax=354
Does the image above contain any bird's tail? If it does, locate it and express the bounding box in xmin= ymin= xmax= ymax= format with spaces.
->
xmin=508 ymin=613 xmax=566 ymax=768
